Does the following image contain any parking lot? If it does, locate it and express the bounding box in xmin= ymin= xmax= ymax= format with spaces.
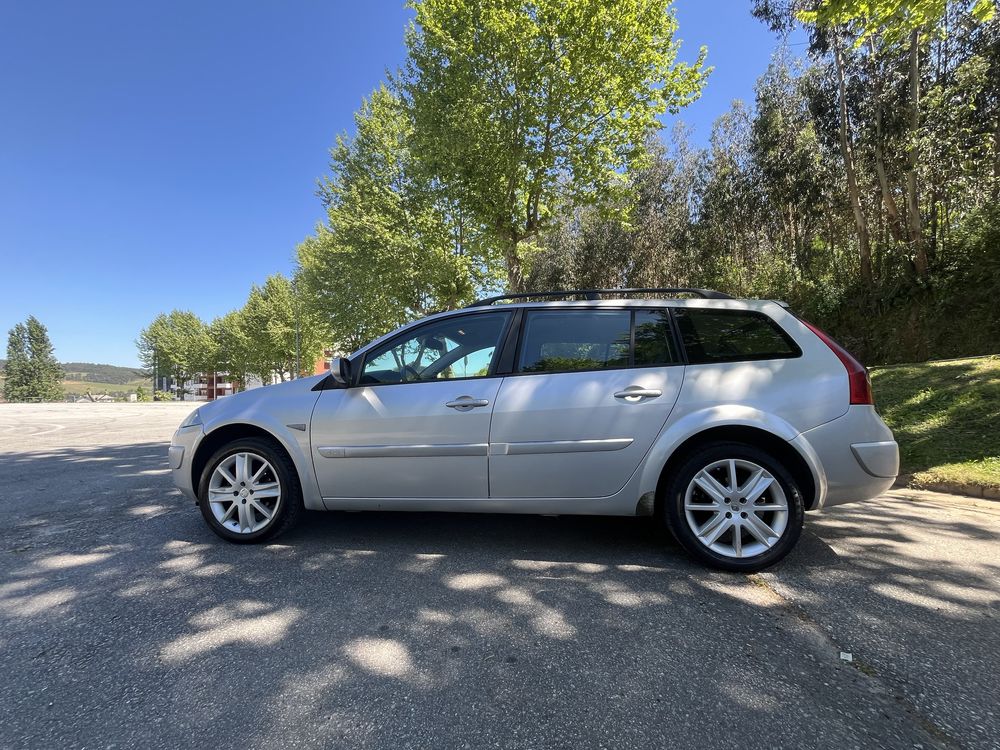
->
xmin=1 ymin=403 xmax=998 ymax=749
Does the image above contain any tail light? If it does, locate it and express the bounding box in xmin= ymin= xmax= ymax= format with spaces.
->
xmin=799 ymin=319 xmax=874 ymax=405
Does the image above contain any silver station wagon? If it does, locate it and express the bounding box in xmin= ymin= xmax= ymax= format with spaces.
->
xmin=169 ymin=288 xmax=899 ymax=571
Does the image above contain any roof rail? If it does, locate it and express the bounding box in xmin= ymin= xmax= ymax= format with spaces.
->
xmin=467 ymin=287 xmax=733 ymax=307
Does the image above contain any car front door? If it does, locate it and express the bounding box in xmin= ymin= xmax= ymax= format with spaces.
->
xmin=311 ymin=311 xmax=512 ymax=499
xmin=489 ymin=308 xmax=684 ymax=499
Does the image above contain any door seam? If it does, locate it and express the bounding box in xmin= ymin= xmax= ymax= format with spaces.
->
xmin=486 ymin=376 xmax=504 ymax=497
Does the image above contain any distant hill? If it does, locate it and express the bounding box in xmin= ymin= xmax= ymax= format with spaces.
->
xmin=0 ymin=359 xmax=146 ymax=386
xmin=61 ymin=362 xmax=147 ymax=385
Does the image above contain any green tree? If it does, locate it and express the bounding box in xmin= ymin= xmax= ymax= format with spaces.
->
xmin=210 ymin=310 xmax=252 ymax=391
xmin=298 ymin=86 xmax=487 ymax=352
xmin=137 ymin=310 xmax=211 ymax=399
xmin=402 ymin=0 xmax=709 ymax=291
xmin=799 ymin=0 xmax=995 ymax=45
xmin=3 ymin=318 xmax=63 ymax=402
xmin=757 ymin=0 xmax=998 ymax=281
xmin=3 ymin=323 xmax=31 ymax=401
xmin=528 ymin=127 xmax=707 ymax=292
xmin=238 ymin=273 xmax=326 ymax=383
xmin=25 ymin=316 xmax=64 ymax=401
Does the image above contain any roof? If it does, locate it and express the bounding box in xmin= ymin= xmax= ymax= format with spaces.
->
xmin=347 ymin=294 xmax=788 ymax=360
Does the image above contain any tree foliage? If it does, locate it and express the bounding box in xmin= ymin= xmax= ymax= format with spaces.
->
xmin=137 ymin=1 xmax=999 ymax=370
xmin=137 ymin=310 xmax=212 ymax=399
xmin=3 ymin=317 xmax=64 ymax=402
xmin=297 ymin=86 xmax=490 ymax=353
xmin=3 ymin=323 xmax=31 ymax=402
xmin=800 ymin=0 xmax=995 ymax=45
xmin=401 ymin=0 xmax=709 ymax=291
xmin=528 ymin=11 xmax=1000 ymax=363
xmin=138 ymin=274 xmax=326 ymax=396
xmin=236 ymin=273 xmax=326 ymax=383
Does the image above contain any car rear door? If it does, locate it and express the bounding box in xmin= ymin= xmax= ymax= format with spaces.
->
xmin=311 ymin=311 xmax=512 ymax=499
xmin=488 ymin=307 xmax=684 ymax=499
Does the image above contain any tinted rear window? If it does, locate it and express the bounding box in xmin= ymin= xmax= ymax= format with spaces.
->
xmin=634 ymin=309 xmax=681 ymax=366
xmin=675 ymin=308 xmax=800 ymax=364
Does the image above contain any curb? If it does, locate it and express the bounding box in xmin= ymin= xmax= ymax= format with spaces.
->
xmin=893 ymin=474 xmax=1000 ymax=501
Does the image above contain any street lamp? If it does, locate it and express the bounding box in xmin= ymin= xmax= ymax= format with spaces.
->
xmin=293 ymin=274 xmax=301 ymax=379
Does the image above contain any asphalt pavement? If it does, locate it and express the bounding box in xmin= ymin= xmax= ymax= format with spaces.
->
xmin=1 ymin=403 xmax=997 ymax=749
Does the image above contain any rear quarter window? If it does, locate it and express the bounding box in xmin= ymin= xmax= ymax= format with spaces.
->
xmin=675 ymin=308 xmax=800 ymax=364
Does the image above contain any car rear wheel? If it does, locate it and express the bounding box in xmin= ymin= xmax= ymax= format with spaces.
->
xmin=661 ymin=442 xmax=804 ymax=572
xmin=197 ymin=437 xmax=303 ymax=543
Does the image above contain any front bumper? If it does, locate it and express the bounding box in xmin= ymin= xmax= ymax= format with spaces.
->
xmin=169 ymin=424 xmax=204 ymax=503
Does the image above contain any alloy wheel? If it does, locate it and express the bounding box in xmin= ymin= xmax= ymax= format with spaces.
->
xmin=683 ymin=458 xmax=789 ymax=559
xmin=207 ymin=452 xmax=282 ymax=534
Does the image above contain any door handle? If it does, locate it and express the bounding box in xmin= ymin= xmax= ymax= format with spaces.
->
xmin=614 ymin=388 xmax=662 ymax=401
xmin=445 ymin=396 xmax=490 ymax=411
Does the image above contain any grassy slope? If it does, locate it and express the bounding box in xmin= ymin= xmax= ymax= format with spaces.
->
xmin=61 ymin=378 xmax=148 ymax=396
xmin=871 ymin=355 xmax=1000 ymax=490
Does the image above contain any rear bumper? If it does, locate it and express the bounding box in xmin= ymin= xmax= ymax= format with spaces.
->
xmin=794 ymin=406 xmax=898 ymax=509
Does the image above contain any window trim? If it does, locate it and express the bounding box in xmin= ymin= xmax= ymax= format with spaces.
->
xmin=353 ymin=310 xmax=515 ymax=388
xmin=673 ymin=307 xmax=803 ymax=365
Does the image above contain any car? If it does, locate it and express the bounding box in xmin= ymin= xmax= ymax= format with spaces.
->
xmin=169 ymin=288 xmax=899 ymax=571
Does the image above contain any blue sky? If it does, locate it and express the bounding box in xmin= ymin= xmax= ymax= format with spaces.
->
xmin=0 ymin=1 xmax=794 ymax=368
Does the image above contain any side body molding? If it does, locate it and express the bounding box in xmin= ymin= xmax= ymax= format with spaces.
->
xmin=317 ymin=439 xmax=632 ymax=459
xmin=318 ymin=443 xmax=488 ymax=458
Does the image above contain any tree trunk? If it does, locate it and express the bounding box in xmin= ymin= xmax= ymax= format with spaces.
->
xmin=993 ymin=114 xmax=1000 ymax=204
xmin=834 ymin=43 xmax=874 ymax=287
xmin=502 ymin=231 xmax=525 ymax=293
xmin=870 ymin=41 xmax=906 ymax=243
xmin=906 ymin=29 xmax=929 ymax=279
xmin=873 ymin=136 xmax=904 ymax=241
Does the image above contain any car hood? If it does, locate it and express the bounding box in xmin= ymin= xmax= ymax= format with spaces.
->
xmin=195 ymin=373 xmax=329 ymax=426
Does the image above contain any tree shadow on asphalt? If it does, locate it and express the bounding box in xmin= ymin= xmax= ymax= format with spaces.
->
xmin=1 ymin=442 xmax=996 ymax=748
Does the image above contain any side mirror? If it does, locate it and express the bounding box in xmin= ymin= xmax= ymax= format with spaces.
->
xmin=329 ymin=356 xmax=351 ymax=387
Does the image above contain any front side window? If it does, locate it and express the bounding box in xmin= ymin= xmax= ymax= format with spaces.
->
xmin=360 ymin=312 xmax=510 ymax=385
xmin=674 ymin=308 xmax=800 ymax=364
xmin=518 ymin=310 xmax=630 ymax=373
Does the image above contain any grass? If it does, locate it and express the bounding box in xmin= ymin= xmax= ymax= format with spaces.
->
xmin=871 ymin=355 xmax=1000 ymax=490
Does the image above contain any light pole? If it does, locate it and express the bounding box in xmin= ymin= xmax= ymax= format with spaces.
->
xmin=293 ymin=275 xmax=301 ymax=379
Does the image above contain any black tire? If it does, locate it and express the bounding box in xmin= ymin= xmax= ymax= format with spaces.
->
xmin=660 ymin=441 xmax=804 ymax=572
xmin=197 ymin=436 xmax=303 ymax=544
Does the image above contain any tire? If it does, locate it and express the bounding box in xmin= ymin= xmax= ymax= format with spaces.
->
xmin=197 ymin=436 xmax=303 ymax=544
xmin=660 ymin=441 xmax=804 ymax=572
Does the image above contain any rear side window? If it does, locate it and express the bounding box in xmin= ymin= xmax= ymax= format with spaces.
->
xmin=634 ymin=309 xmax=680 ymax=366
xmin=518 ymin=311 xmax=630 ymax=373
xmin=674 ymin=308 xmax=800 ymax=364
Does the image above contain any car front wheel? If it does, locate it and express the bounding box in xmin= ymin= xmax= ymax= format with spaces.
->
xmin=197 ymin=437 xmax=303 ymax=543
xmin=661 ymin=442 xmax=805 ymax=572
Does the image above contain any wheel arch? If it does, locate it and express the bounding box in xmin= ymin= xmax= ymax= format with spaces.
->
xmin=190 ymin=421 xmax=324 ymax=511
xmin=192 ymin=424 xmax=280 ymax=492
xmin=651 ymin=425 xmax=819 ymax=515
